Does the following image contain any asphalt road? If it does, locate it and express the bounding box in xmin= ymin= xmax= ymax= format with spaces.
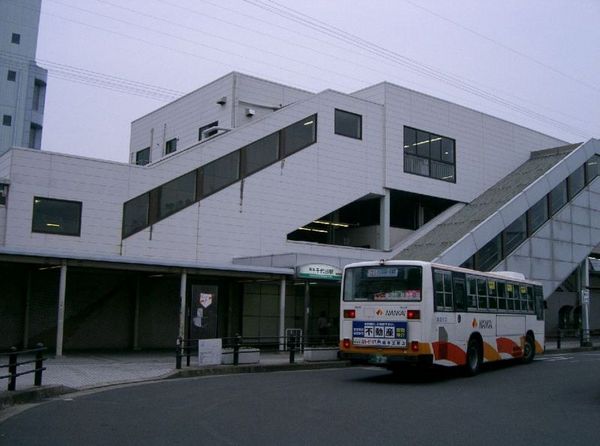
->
xmin=2 ymin=352 xmax=600 ymax=445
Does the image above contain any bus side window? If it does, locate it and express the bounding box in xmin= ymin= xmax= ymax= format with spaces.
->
xmin=506 ymin=283 xmax=514 ymax=310
xmin=443 ymin=271 xmax=453 ymax=309
xmin=477 ymin=278 xmax=488 ymax=310
xmin=434 ymin=270 xmax=445 ymax=310
xmin=487 ymin=280 xmax=498 ymax=310
xmin=527 ymin=286 xmax=535 ymax=313
xmin=519 ymin=286 xmax=529 ymax=312
xmin=452 ymin=273 xmax=466 ymax=311
xmin=534 ymin=285 xmax=544 ymax=320
xmin=497 ymin=282 xmax=506 ymax=310
xmin=467 ymin=276 xmax=477 ymax=310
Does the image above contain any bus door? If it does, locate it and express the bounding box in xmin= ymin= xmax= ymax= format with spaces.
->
xmin=434 ymin=270 xmax=465 ymax=360
xmin=451 ymin=272 xmax=469 ymax=350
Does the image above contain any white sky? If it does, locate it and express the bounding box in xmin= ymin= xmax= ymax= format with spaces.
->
xmin=35 ymin=0 xmax=600 ymax=163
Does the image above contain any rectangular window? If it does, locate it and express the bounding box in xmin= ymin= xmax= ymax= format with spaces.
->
xmin=241 ymin=132 xmax=279 ymax=176
xmin=11 ymin=33 xmax=20 ymax=44
xmin=477 ymin=278 xmax=488 ymax=310
xmin=29 ymin=123 xmax=42 ymax=149
xmin=549 ymin=180 xmax=567 ymax=215
xmin=503 ymin=214 xmax=526 ymax=256
xmin=201 ymin=151 xmax=240 ymax=197
xmin=567 ymin=165 xmax=585 ymax=199
xmin=343 ymin=265 xmax=422 ymax=302
xmin=527 ymin=196 xmax=548 ymax=236
xmin=281 ymin=115 xmax=317 ymax=157
xmin=433 ymin=269 xmax=453 ymax=311
xmin=32 ymin=79 xmax=45 ymax=111
xmin=403 ymin=126 xmax=455 ymax=182
xmin=0 ymin=183 xmax=8 ymax=206
xmin=534 ymin=285 xmax=544 ymax=320
xmin=165 ymin=138 xmax=177 ymax=155
xmin=497 ymin=282 xmax=507 ymax=310
xmin=334 ymin=109 xmax=362 ymax=139
xmin=158 ymin=171 xmax=196 ymax=219
xmin=122 ymin=193 xmax=149 ymax=238
xmin=135 ymin=147 xmax=150 ymax=166
xmin=475 ymin=234 xmax=502 ymax=271
xmin=2 ymin=115 xmax=12 ymax=126
xmin=199 ymin=121 xmax=219 ymax=141
xmin=487 ymin=280 xmax=498 ymax=310
xmin=467 ymin=276 xmax=478 ymax=309
xmin=586 ymin=155 xmax=600 ymax=183
xmin=32 ymin=197 xmax=82 ymax=236
xmin=7 ymin=70 xmax=16 ymax=81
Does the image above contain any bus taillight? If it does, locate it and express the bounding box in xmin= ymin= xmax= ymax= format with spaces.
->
xmin=407 ymin=310 xmax=420 ymax=320
xmin=343 ymin=309 xmax=356 ymax=319
xmin=343 ymin=339 xmax=351 ymax=349
xmin=411 ymin=341 xmax=419 ymax=352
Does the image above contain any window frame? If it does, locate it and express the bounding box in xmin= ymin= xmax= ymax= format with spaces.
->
xmin=32 ymin=197 xmax=82 ymax=237
xmin=403 ymin=126 xmax=456 ymax=183
xmin=334 ymin=109 xmax=362 ymax=140
xmin=198 ymin=121 xmax=219 ymax=141
xmin=135 ymin=147 xmax=150 ymax=166
xmin=165 ymin=138 xmax=178 ymax=155
xmin=7 ymin=70 xmax=16 ymax=82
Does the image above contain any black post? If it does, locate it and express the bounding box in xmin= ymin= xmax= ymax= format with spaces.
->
xmin=8 ymin=346 xmax=17 ymax=391
xmin=557 ymin=330 xmax=561 ymax=349
xmin=233 ymin=334 xmax=241 ymax=366
xmin=34 ymin=343 xmax=44 ymax=386
xmin=289 ymin=335 xmax=296 ymax=364
xmin=186 ymin=339 xmax=191 ymax=367
xmin=176 ymin=337 xmax=182 ymax=370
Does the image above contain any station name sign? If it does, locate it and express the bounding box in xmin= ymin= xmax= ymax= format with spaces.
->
xmin=296 ymin=264 xmax=342 ymax=281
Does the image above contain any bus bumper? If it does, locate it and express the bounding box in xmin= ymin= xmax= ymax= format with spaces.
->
xmin=340 ymin=351 xmax=434 ymax=367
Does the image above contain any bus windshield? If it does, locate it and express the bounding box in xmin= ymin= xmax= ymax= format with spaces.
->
xmin=343 ymin=265 xmax=422 ymax=302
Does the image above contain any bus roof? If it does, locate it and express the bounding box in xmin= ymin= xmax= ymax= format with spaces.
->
xmin=343 ymin=260 xmax=542 ymax=286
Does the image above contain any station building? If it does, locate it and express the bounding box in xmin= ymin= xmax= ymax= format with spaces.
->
xmin=1 ymin=71 xmax=598 ymax=353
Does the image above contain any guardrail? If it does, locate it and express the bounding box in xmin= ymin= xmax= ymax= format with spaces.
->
xmin=0 ymin=344 xmax=47 ymax=391
xmin=546 ymin=329 xmax=600 ymax=349
xmin=176 ymin=334 xmax=339 ymax=369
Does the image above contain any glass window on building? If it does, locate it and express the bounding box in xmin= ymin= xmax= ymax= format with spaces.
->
xmin=403 ymin=126 xmax=455 ymax=182
xmin=0 ymin=183 xmax=8 ymax=206
xmin=527 ymin=197 xmax=548 ymax=236
xmin=475 ymin=234 xmax=502 ymax=271
xmin=567 ymin=165 xmax=585 ymax=199
xmin=241 ymin=132 xmax=279 ymax=176
xmin=7 ymin=70 xmax=16 ymax=81
xmin=158 ymin=171 xmax=196 ymax=219
xmin=404 ymin=127 xmax=417 ymax=154
xmin=503 ymin=214 xmax=526 ymax=256
xmin=282 ymin=115 xmax=317 ymax=156
xmin=32 ymin=197 xmax=82 ymax=236
xmin=165 ymin=138 xmax=177 ymax=155
xmin=2 ymin=115 xmax=12 ymax=126
xmin=586 ymin=155 xmax=600 ymax=183
xmin=135 ymin=147 xmax=150 ymax=166
xmin=11 ymin=33 xmax=20 ymax=44
xmin=549 ymin=180 xmax=567 ymax=215
xmin=122 ymin=193 xmax=149 ymax=237
xmin=199 ymin=121 xmax=219 ymax=140
xmin=334 ymin=109 xmax=362 ymax=139
xmin=201 ymin=151 xmax=240 ymax=197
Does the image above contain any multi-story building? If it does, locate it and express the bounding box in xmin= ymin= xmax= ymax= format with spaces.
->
xmin=0 ymin=0 xmax=47 ymax=156
xmin=1 ymin=72 xmax=598 ymax=354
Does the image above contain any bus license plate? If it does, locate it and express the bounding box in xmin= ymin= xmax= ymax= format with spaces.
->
xmin=352 ymin=321 xmax=407 ymax=348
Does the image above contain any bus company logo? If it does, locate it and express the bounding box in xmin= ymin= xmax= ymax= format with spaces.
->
xmin=472 ymin=318 xmax=477 ymax=328
xmin=479 ymin=320 xmax=493 ymax=329
xmin=384 ymin=309 xmax=407 ymax=317
xmin=376 ymin=308 xmax=384 ymax=316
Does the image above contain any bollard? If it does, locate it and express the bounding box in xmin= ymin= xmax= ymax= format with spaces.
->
xmin=176 ymin=337 xmax=182 ymax=370
xmin=557 ymin=330 xmax=561 ymax=350
xmin=289 ymin=335 xmax=296 ymax=364
xmin=233 ymin=334 xmax=241 ymax=366
xmin=34 ymin=343 xmax=44 ymax=386
xmin=8 ymin=346 xmax=17 ymax=391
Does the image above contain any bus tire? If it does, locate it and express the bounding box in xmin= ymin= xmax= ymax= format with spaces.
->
xmin=522 ymin=335 xmax=535 ymax=364
xmin=465 ymin=338 xmax=482 ymax=376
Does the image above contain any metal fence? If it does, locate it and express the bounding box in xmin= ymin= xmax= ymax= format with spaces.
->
xmin=176 ymin=334 xmax=339 ymax=369
xmin=0 ymin=344 xmax=47 ymax=391
xmin=546 ymin=328 xmax=600 ymax=349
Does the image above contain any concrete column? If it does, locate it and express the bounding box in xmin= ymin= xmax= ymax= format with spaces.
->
xmin=380 ymin=189 xmax=390 ymax=251
xmin=178 ymin=271 xmax=188 ymax=339
xmin=133 ymin=275 xmax=141 ymax=351
xmin=56 ymin=262 xmax=67 ymax=357
xmin=303 ymin=281 xmax=310 ymax=347
xmin=22 ymin=270 xmax=32 ymax=349
xmin=580 ymin=258 xmax=592 ymax=347
xmin=279 ymin=278 xmax=286 ymax=351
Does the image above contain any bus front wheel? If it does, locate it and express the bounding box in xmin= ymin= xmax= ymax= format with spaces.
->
xmin=465 ymin=339 xmax=482 ymax=376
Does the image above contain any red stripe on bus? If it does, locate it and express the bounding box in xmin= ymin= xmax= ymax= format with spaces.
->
xmin=432 ymin=342 xmax=466 ymax=365
xmin=497 ymin=337 xmax=522 ymax=357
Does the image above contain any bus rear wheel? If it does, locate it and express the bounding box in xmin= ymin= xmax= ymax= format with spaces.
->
xmin=522 ymin=335 xmax=535 ymax=364
xmin=465 ymin=339 xmax=482 ymax=376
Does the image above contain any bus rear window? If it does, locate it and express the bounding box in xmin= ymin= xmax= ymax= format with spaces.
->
xmin=343 ymin=266 xmax=422 ymax=301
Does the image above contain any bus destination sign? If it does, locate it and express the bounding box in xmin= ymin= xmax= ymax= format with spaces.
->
xmin=352 ymin=321 xmax=407 ymax=347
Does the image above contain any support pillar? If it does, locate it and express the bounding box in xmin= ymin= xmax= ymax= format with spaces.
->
xmin=279 ymin=278 xmax=286 ymax=351
xmin=178 ymin=271 xmax=188 ymax=339
xmin=580 ymin=258 xmax=592 ymax=347
xmin=23 ymin=270 xmax=32 ymax=349
xmin=380 ymin=189 xmax=390 ymax=251
xmin=303 ymin=281 xmax=310 ymax=347
xmin=133 ymin=275 xmax=141 ymax=350
xmin=56 ymin=262 xmax=67 ymax=357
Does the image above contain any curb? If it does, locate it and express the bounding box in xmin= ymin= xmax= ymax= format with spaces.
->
xmin=0 ymin=385 xmax=75 ymax=410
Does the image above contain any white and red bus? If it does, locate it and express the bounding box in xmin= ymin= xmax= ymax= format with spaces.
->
xmin=339 ymin=260 xmax=545 ymax=374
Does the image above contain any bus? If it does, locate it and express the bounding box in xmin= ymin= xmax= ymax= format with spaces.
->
xmin=339 ymin=260 xmax=545 ymax=374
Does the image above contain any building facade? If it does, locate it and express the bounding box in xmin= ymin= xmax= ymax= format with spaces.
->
xmin=1 ymin=72 xmax=598 ymax=353
xmin=0 ymin=0 xmax=47 ymax=156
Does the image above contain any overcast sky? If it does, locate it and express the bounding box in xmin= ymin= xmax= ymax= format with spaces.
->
xmin=35 ymin=0 xmax=600 ymax=163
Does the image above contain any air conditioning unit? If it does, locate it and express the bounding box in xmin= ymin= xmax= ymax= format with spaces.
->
xmin=216 ymin=96 xmax=227 ymax=105
xmin=245 ymin=108 xmax=255 ymax=117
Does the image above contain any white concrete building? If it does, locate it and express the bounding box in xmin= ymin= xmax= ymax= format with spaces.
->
xmin=0 ymin=0 xmax=47 ymax=155
xmin=1 ymin=72 xmax=598 ymax=353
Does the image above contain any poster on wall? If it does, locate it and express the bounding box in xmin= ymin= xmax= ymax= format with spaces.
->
xmin=190 ymin=285 xmax=219 ymax=339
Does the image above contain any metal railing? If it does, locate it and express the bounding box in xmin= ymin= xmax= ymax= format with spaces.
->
xmin=547 ymin=328 xmax=600 ymax=349
xmin=0 ymin=344 xmax=47 ymax=391
xmin=176 ymin=334 xmax=339 ymax=369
